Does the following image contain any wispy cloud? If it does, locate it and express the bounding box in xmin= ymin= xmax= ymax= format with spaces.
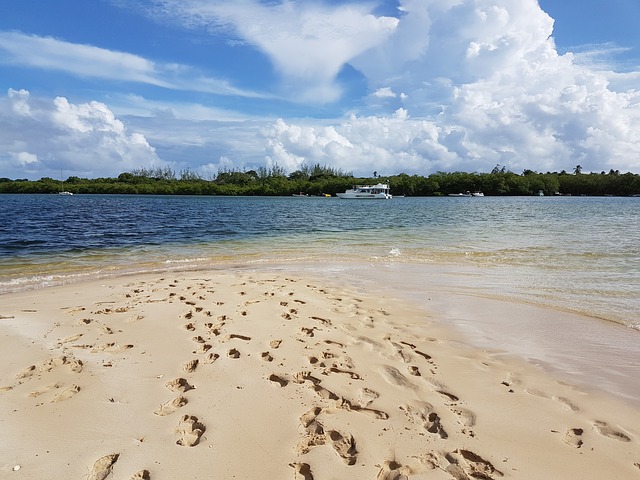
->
xmin=147 ymin=0 xmax=399 ymax=103
xmin=0 ymin=31 xmax=266 ymax=98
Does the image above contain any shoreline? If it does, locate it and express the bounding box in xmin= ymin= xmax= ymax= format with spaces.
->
xmin=2 ymin=259 xmax=639 ymax=407
xmin=247 ymin=261 xmax=640 ymax=408
xmin=1 ymin=268 xmax=639 ymax=479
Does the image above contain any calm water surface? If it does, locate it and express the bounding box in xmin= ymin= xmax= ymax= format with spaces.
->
xmin=1 ymin=194 xmax=639 ymax=330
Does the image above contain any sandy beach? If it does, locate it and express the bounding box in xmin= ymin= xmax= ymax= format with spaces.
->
xmin=1 ymin=270 xmax=638 ymax=479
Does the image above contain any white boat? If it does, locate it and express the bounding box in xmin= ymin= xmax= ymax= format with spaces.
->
xmin=336 ymin=183 xmax=392 ymax=199
xmin=58 ymin=169 xmax=73 ymax=195
xmin=448 ymin=191 xmax=483 ymax=197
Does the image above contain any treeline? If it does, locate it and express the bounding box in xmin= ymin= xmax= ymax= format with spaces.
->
xmin=1 ymin=164 xmax=639 ymax=196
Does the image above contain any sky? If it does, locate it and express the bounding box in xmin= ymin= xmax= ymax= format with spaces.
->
xmin=1 ymin=0 xmax=639 ymax=180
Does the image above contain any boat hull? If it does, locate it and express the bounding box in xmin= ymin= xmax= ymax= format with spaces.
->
xmin=337 ymin=183 xmax=392 ymax=199
xmin=336 ymin=193 xmax=392 ymax=199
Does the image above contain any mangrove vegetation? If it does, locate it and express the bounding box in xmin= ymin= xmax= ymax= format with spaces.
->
xmin=1 ymin=164 xmax=639 ymax=197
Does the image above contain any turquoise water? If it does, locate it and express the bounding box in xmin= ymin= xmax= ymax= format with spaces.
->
xmin=1 ymin=194 xmax=639 ymax=330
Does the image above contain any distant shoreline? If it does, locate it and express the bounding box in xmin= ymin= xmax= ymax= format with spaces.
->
xmin=2 ymin=167 xmax=639 ymax=196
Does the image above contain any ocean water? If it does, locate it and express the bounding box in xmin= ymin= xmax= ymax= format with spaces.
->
xmin=1 ymin=194 xmax=638 ymax=330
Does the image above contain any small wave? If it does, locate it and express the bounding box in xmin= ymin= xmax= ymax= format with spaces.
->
xmin=164 ymin=257 xmax=210 ymax=264
xmin=388 ymin=248 xmax=401 ymax=257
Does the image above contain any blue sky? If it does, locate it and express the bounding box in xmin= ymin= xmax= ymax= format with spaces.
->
xmin=1 ymin=0 xmax=639 ymax=180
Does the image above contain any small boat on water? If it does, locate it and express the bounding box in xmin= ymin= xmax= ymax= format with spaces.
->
xmin=58 ymin=169 xmax=73 ymax=195
xmin=448 ymin=191 xmax=483 ymax=197
xmin=336 ymin=183 xmax=392 ymax=199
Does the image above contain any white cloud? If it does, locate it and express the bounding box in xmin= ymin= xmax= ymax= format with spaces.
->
xmin=3 ymin=0 xmax=640 ymax=179
xmin=0 ymin=31 xmax=166 ymax=86
xmin=0 ymin=31 xmax=265 ymax=98
xmin=373 ymin=87 xmax=397 ymax=98
xmin=261 ymin=0 xmax=640 ymax=174
xmin=263 ymin=109 xmax=456 ymax=175
xmin=152 ymin=0 xmax=399 ymax=102
xmin=0 ymin=89 xmax=164 ymax=178
xmin=14 ymin=151 xmax=39 ymax=165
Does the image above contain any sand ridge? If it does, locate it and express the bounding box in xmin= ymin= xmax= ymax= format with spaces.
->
xmin=0 ymin=270 xmax=638 ymax=479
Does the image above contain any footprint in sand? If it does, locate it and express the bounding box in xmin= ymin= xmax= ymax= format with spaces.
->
xmin=378 ymin=365 xmax=417 ymax=391
xmin=16 ymin=365 xmax=37 ymax=380
xmin=450 ymin=407 xmax=477 ymax=433
xmin=91 ymin=342 xmax=134 ymax=353
xmin=327 ymin=430 xmax=358 ymax=465
xmin=47 ymin=356 xmax=82 ymax=373
xmin=182 ymin=359 xmax=199 ymax=373
xmin=194 ymin=343 xmax=212 ymax=354
xmin=376 ymin=460 xmax=411 ymax=480
xmin=29 ymin=382 xmax=63 ymax=398
xmin=268 ymin=374 xmax=289 ymax=387
xmin=445 ymin=449 xmax=503 ymax=479
xmin=87 ymin=453 xmax=119 ymax=480
xmin=400 ymin=402 xmax=447 ymax=439
xmin=593 ymin=421 xmax=631 ymax=442
xmin=154 ymin=396 xmax=188 ymax=416
xmin=175 ymin=415 xmax=206 ymax=447
xmin=296 ymin=421 xmax=357 ymax=466
xmin=324 ymin=367 xmax=361 ymax=380
xmin=165 ymin=378 xmax=194 ymax=393
xmin=290 ymin=462 xmax=314 ymax=480
xmin=562 ymin=428 xmax=584 ymax=448
xmin=311 ymin=384 xmax=340 ymax=401
xmin=552 ymin=396 xmax=579 ymax=412
xmin=300 ymin=407 xmax=322 ymax=427
xmin=52 ymin=384 xmax=80 ymax=402
xmin=57 ymin=333 xmax=84 ymax=345
xmin=357 ymin=387 xmax=380 ymax=408
xmin=202 ymin=352 xmax=220 ymax=364
xmin=130 ymin=469 xmax=150 ymax=479
xmin=227 ymin=348 xmax=240 ymax=359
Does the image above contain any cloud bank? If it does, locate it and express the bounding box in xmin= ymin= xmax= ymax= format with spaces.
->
xmin=0 ymin=89 xmax=162 ymax=178
xmin=259 ymin=0 xmax=640 ymax=174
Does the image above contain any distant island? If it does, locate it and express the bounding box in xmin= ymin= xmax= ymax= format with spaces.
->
xmin=1 ymin=164 xmax=639 ymax=197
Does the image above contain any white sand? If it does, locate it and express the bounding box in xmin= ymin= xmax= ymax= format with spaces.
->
xmin=0 ymin=270 xmax=638 ymax=479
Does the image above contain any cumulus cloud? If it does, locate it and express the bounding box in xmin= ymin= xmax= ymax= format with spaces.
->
xmin=263 ymin=109 xmax=456 ymax=175
xmin=373 ymin=87 xmax=397 ymax=98
xmin=0 ymin=88 xmax=163 ymax=178
xmin=260 ymin=0 xmax=640 ymax=174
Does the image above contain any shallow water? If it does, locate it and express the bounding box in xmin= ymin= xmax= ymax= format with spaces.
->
xmin=1 ymin=194 xmax=638 ymax=329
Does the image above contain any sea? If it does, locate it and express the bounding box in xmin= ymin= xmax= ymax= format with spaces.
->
xmin=1 ymin=193 xmax=639 ymax=403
